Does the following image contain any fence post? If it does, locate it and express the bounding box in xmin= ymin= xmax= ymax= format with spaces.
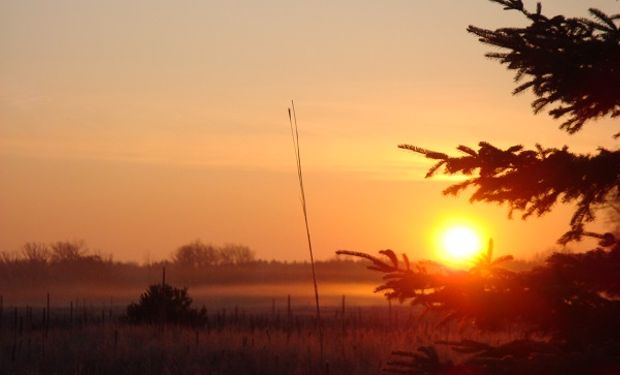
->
xmin=70 ymin=301 xmax=73 ymax=326
xmin=287 ymin=295 xmax=292 ymax=321
xmin=341 ymin=295 xmax=346 ymax=334
xmin=46 ymin=292 xmax=50 ymax=331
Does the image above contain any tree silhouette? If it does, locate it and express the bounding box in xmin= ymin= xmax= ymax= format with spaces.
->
xmin=340 ymin=1 xmax=620 ymax=374
xmin=21 ymin=242 xmax=50 ymax=265
xmin=173 ymin=240 xmax=219 ymax=268
xmin=172 ymin=241 xmax=256 ymax=267
xmin=396 ymin=0 xmax=620 ymax=244
xmin=126 ymin=282 xmax=206 ymax=326
xmin=468 ymin=0 xmax=620 ymax=134
xmin=50 ymin=240 xmax=87 ymax=263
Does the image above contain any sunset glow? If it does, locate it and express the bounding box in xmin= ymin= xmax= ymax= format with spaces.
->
xmin=1 ymin=0 xmax=613 ymax=262
xmin=439 ymin=225 xmax=483 ymax=264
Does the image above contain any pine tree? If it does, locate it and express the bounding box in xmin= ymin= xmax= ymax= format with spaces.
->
xmin=339 ymin=2 xmax=620 ymax=374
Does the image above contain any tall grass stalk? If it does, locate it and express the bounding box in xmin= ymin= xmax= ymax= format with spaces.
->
xmin=287 ymin=100 xmax=324 ymax=361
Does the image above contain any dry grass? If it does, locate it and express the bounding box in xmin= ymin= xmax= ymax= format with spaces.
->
xmin=0 ymin=305 xmax=522 ymax=374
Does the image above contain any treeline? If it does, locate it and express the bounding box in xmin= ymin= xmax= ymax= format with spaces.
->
xmin=0 ymin=239 xmax=541 ymax=291
xmin=0 ymin=240 xmax=256 ymax=267
xmin=0 ymin=240 xmax=377 ymax=289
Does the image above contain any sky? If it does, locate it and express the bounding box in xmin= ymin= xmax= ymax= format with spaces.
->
xmin=1 ymin=0 xmax=618 ymax=262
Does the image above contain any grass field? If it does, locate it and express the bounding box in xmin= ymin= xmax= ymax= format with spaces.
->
xmin=0 ymin=302 xmax=520 ymax=374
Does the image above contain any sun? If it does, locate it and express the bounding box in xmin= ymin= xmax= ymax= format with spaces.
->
xmin=440 ymin=225 xmax=483 ymax=263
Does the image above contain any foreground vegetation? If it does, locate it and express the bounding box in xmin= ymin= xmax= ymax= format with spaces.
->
xmin=0 ymin=304 xmax=520 ymax=375
xmin=337 ymin=1 xmax=620 ymax=373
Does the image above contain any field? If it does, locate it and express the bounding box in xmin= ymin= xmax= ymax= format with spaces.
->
xmin=0 ymin=295 xmax=520 ymax=375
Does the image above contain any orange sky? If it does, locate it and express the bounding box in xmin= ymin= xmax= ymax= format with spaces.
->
xmin=1 ymin=0 xmax=618 ymax=262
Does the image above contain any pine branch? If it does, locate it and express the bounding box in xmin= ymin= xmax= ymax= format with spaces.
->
xmin=468 ymin=3 xmax=620 ymax=133
xmin=402 ymin=143 xmax=620 ymax=244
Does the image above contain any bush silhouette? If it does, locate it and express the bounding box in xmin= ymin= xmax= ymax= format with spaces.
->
xmin=126 ymin=283 xmax=206 ymax=326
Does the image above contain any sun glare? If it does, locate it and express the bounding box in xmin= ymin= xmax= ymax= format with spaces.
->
xmin=440 ymin=225 xmax=483 ymax=263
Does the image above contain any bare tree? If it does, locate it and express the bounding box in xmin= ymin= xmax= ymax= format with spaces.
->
xmin=50 ymin=240 xmax=87 ymax=263
xmin=173 ymin=240 xmax=219 ymax=268
xmin=21 ymin=242 xmax=50 ymax=264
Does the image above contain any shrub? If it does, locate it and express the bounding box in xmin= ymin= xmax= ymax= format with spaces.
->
xmin=126 ymin=283 xmax=206 ymax=326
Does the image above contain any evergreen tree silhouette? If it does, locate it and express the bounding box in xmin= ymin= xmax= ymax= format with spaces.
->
xmin=340 ymin=1 xmax=620 ymax=374
xmin=126 ymin=282 xmax=206 ymax=326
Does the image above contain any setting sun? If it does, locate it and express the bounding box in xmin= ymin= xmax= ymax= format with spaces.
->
xmin=440 ymin=225 xmax=483 ymax=263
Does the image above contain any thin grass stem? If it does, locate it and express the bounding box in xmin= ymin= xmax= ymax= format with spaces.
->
xmin=287 ymin=100 xmax=324 ymax=364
